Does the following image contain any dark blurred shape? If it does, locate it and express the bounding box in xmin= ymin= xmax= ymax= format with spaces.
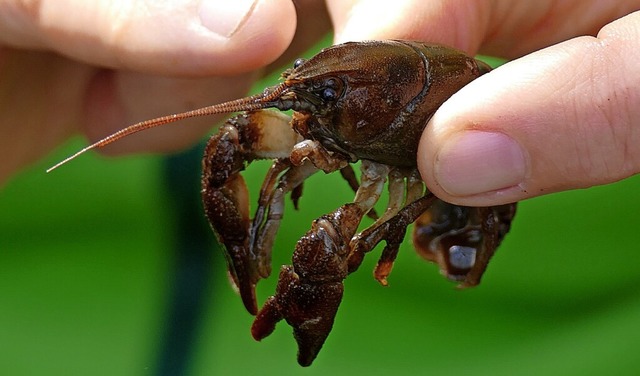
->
xmin=155 ymin=145 xmax=218 ymax=376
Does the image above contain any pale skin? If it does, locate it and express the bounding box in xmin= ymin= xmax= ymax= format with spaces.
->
xmin=2 ymin=0 xmax=640 ymax=208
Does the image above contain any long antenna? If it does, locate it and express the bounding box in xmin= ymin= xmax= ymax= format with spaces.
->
xmin=46 ymin=83 xmax=288 ymax=173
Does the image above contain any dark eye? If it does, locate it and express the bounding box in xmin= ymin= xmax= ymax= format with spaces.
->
xmin=293 ymin=58 xmax=305 ymax=69
xmin=321 ymin=88 xmax=337 ymax=101
xmin=318 ymin=77 xmax=343 ymax=101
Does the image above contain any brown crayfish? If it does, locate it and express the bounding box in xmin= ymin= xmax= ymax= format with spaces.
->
xmin=49 ymin=40 xmax=517 ymax=366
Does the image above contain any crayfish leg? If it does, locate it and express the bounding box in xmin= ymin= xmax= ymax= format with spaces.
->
xmin=347 ymin=168 xmax=428 ymax=282
xmin=251 ymin=160 xmax=318 ymax=278
xmin=339 ymin=165 xmax=378 ymax=220
xmin=348 ymin=193 xmax=438 ymax=284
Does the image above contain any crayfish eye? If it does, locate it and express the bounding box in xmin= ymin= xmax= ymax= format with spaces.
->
xmin=293 ymin=58 xmax=306 ymax=69
xmin=322 ymin=88 xmax=337 ymax=101
xmin=318 ymin=77 xmax=344 ymax=102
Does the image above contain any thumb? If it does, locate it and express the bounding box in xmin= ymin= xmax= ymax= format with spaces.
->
xmin=0 ymin=0 xmax=296 ymax=75
xmin=418 ymin=11 xmax=640 ymax=207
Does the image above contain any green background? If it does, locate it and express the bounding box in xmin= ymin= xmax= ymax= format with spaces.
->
xmin=2 ymin=44 xmax=640 ymax=375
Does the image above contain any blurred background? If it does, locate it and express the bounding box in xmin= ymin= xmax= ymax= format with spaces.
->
xmin=2 ymin=43 xmax=640 ymax=376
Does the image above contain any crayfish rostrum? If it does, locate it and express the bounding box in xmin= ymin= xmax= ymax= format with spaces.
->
xmin=49 ymin=40 xmax=517 ymax=366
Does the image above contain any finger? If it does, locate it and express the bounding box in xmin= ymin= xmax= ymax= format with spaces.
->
xmin=326 ymin=0 xmax=488 ymax=52
xmin=0 ymin=0 xmax=297 ymax=75
xmin=0 ymin=50 xmax=90 ymax=185
xmin=417 ymin=11 xmax=640 ymax=206
xmin=325 ymin=0 xmax=640 ymax=57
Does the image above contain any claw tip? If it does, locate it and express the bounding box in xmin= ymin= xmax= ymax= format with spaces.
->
xmin=241 ymin=292 xmax=258 ymax=316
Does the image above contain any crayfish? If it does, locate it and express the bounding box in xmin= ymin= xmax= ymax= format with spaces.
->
xmin=48 ymin=40 xmax=517 ymax=366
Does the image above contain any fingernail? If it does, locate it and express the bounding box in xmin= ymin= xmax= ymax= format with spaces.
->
xmin=435 ymin=131 xmax=526 ymax=196
xmin=199 ymin=0 xmax=257 ymax=38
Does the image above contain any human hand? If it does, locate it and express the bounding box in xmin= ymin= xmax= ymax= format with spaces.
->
xmin=327 ymin=0 xmax=640 ymax=206
xmin=0 ymin=0 xmax=331 ymax=185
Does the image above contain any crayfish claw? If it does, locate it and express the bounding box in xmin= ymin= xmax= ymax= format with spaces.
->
xmin=251 ymin=296 xmax=281 ymax=341
xmin=252 ymin=204 xmax=363 ymax=366
xmin=231 ymin=262 xmax=260 ymax=316
xmin=237 ymin=282 xmax=258 ymax=315
xmin=240 ymin=289 xmax=259 ymax=315
xmin=252 ymin=266 xmax=344 ymax=367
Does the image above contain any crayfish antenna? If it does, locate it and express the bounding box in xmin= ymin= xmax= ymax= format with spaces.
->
xmin=46 ymin=144 xmax=100 ymax=173
xmin=46 ymin=83 xmax=289 ymax=173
